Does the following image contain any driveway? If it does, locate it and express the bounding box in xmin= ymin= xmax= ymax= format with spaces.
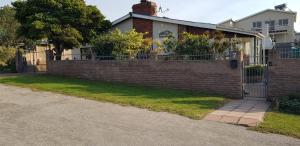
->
xmin=0 ymin=84 xmax=299 ymax=146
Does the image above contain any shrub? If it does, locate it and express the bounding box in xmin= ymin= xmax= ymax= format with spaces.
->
xmin=92 ymin=29 xmax=152 ymax=58
xmin=0 ymin=46 xmax=16 ymax=72
xmin=245 ymin=65 xmax=265 ymax=76
xmin=278 ymin=94 xmax=300 ymax=115
xmin=175 ymin=32 xmax=212 ymax=55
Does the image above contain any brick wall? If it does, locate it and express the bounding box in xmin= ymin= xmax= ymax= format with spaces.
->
xmin=178 ymin=25 xmax=186 ymax=40
xmin=133 ymin=18 xmax=153 ymax=38
xmin=268 ymin=59 xmax=300 ymax=100
xmin=132 ymin=0 xmax=157 ymax=16
xmin=47 ymin=60 xmax=242 ymax=98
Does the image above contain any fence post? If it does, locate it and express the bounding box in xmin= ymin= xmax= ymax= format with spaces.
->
xmin=45 ymin=50 xmax=53 ymax=73
xmin=15 ymin=48 xmax=24 ymax=73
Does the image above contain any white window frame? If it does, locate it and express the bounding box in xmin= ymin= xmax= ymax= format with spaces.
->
xmin=279 ymin=19 xmax=288 ymax=26
xmin=252 ymin=21 xmax=262 ymax=28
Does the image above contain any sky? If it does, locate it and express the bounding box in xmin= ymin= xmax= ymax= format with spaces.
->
xmin=1 ymin=0 xmax=299 ymax=31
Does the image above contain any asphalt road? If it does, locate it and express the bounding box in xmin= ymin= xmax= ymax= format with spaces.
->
xmin=0 ymin=84 xmax=299 ymax=146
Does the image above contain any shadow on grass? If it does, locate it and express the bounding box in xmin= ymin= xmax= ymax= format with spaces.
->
xmin=0 ymin=74 xmax=228 ymax=119
xmin=0 ymin=74 xmax=221 ymax=99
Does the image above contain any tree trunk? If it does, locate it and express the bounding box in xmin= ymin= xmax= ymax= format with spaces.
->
xmin=89 ymin=47 xmax=95 ymax=60
xmin=55 ymin=44 xmax=63 ymax=60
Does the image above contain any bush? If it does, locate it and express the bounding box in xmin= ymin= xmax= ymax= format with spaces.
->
xmin=245 ymin=65 xmax=265 ymax=76
xmin=0 ymin=47 xmax=16 ymax=72
xmin=278 ymin=94 xmax=300 ymax=115
xmin=175 ymin=32 xmax=211 ymax=55
xmin=92 ymin=29 xmax=152 ymax=58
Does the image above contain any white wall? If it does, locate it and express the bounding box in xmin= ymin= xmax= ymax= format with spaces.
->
xmin=113 ymin=18 xmax=133 ymax=32
xmin=152 ymin=21 xmax=178 ymax=50
xmin=235 ymin=10 xmax=296 ymax=43
xmin=62 ymin=48 xmax=81 ymax=60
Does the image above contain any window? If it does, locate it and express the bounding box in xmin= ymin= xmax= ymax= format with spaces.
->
xmin=252 ymin=21 xmax=262 ymax=28
xmin=279 ymin=19 xmax=288 ymax=26
xmin=265 ymin=20 xmax=275 ymax=26
xmin=265 ymin=20 xmax=275 ymax=31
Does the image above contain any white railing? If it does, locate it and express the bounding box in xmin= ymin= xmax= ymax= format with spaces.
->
xmin=251 ymin=25 xmax=289 ymax=33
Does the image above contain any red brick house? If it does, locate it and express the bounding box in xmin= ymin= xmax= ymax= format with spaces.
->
xmin=113 ymin=0 xmax=265 ymax=63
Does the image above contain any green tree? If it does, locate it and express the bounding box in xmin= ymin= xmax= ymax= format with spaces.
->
xmin=12 ymin=0 xmax=111 ymax=60
xmin=211 ymin=31 xmax=230 ymax=54
xmin=0 ymin=6 xmax=20 ymax=47
xmin=0 ymin=6 xmax=20 ymax=72
xmin=92 ymin=29 xmax=152 ymax=58
xmin=0 ymin=46 xmax=16 ymax=66
xmin=175 ymin=32 xmax=211 ymax=55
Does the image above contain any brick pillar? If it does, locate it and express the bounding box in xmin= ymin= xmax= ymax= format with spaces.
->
xmin=133 ymin=18 xmax=153 ymax=39
xmin=132 ymin=0 xmax=157 ymax=16
xmin=178 ymin=25 xmax=186 ymax=40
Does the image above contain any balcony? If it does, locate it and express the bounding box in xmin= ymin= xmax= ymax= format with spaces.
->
xmin=251 ymin=25 xmax=288 ymax=34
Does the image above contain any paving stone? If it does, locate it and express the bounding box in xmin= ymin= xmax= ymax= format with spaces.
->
xmin=220 ymin=116 xmax=240 ymax=124
xmin=203 ymin=114 xmax=222 ymax=121
xmin=204 ymin=99 xmax=270 ymax=127
xmin=210 ymin=110 xmax=231 ymax=116
xmin=226 ymin=111 xmax=245 ymax=117
xmin=238 ymin=118 xmax=260 ymax=127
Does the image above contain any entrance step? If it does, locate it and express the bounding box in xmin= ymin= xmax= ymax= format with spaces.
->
xmin=204 ymin=99 xmax=270 ymax=127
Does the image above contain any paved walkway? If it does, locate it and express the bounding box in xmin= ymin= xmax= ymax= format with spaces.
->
xmin=204 ymin=99 xmax=270 ymax=127
xmin=0 ymin=84 xmax=299 ymax=146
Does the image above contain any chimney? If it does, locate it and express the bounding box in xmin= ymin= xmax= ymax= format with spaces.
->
xmin=132 ymin=0 xmax=157 ymax=16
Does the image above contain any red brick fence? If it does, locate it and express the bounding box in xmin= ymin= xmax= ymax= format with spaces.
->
xmin=267 ymin=51 xmax=300 ymax=100
xmin=47 ymin=59 xmax=242 ymax=98
xmin=46 ymin=50 xmax=300 ymax=100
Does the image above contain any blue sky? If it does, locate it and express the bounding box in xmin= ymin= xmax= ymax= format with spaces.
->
xmin=1 ymin=0 xmax=299 ymax=31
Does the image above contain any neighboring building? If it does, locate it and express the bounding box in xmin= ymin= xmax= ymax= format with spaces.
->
xmin=219 ymin=4 xmax=297 ymax=46
xmin=113 ymin=0 xmax=264 ymax=63
xmin=296 ymin=32 xmax=300 ymax=42
xmin=18 ymin=42 xmax=93 ymax=72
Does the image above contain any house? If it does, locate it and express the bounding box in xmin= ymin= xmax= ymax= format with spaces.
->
xmin=17 ymin=41 xmax=94 ymax=73
xmin=218 ymin=3 xmax=297 ymax=47
xmin=113 ymin=0 xmax=265 ymax=64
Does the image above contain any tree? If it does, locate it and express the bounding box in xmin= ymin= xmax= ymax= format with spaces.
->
xmin=211 ymin=31 xmax=230 ymax=54
xmin=12 ymin=0 xmax=111 ymax=60
xmin=92 ymin=29 xmax=152 ymax=59
xmin=0 ymin=6 xmax=20 ymax=72
xmin=0 ymin=6 xmax=20 ymax=47
xmin=0 ymin=46 xmax=16 ymax=66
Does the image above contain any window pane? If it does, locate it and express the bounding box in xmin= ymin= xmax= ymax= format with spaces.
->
xmin=257 ymin=22 xmax=262 ymax=28
xmin=283 ymin=19 xmax=288 ymax=25
xmin=279 ymin=19 xmax=283 ymax=25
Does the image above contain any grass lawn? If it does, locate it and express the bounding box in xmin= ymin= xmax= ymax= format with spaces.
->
xmin=254 ymin=110 xmax=300 ymax=139
xmin=0 ymin=74 xmax=229 ymax=119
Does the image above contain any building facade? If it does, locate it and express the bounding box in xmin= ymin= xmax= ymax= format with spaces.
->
xmin=219 ymin=4 xmax=297 ymax=45
xmin=113 ymin=0 xmax=264 ymax=63
xmin=296 ymin=33 xmax=300 ymax=42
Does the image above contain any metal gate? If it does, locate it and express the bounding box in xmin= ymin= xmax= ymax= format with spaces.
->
xmin=242 ymin=62 xmax=268 ymax=99
xmin=16 ymin=49 xmax=47 ymax=73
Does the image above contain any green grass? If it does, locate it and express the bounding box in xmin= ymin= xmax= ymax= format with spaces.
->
xmin=0 ymin=74 xmax=229 ymax=119
xmin=254 ymin=110 xmax=300 ymax=139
